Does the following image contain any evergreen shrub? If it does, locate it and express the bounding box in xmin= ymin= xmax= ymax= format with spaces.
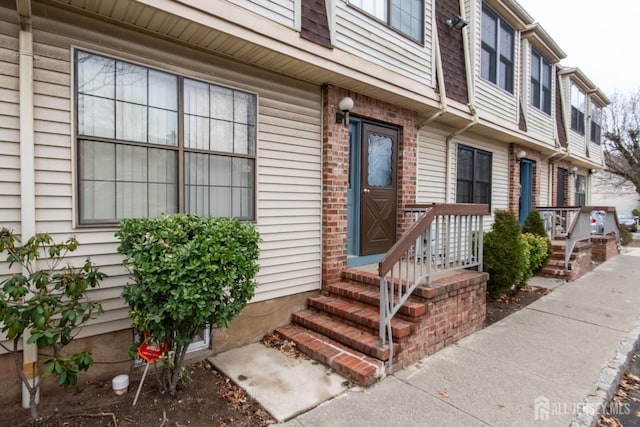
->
xmin=483 ymin=210 xmax=527 ymax=295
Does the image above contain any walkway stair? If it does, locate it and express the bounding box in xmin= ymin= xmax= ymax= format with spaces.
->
xmin=539 ymin=240 xmax=593 ymax=281
xmin=275 ymin=268 xmax=487 ymax=386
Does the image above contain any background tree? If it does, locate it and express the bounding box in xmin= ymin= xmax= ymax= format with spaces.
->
xmin=602 ymin=89 xmax=640 ymax=196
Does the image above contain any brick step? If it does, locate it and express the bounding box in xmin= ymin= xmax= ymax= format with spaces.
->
xmin=540 ymin=266 xmax=566 ymax=278
xmin=292 ymin=309 xmax=395 ymax=361
xmin=326 ymin=281 xmax=426 ymax=318
xmin=546 ymin=259 xmax=575 ymax=269
xmin=274 ymin=324 xmax=385 ymax=386
xmin=308 ymin=295 xmax=413 ymax=339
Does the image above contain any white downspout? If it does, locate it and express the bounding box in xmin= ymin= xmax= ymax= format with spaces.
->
xmin=420 ymin=9 xmax=447 ymax=126
xmin=17 ymin=0 xmax=39 ymax=408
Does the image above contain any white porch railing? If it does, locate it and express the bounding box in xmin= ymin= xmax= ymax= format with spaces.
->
xmin=536 ymin=206 xmax=620 ymax=270
xmin=377 ymin=203 xmax=489 ymax=366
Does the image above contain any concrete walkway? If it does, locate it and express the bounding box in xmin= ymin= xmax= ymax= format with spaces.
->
xmin=211 ymin=246 xmax=640 ymax=426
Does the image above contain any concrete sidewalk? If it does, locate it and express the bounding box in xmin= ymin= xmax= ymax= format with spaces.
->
xmin=211 ymin=246 xmax=640 ymax=426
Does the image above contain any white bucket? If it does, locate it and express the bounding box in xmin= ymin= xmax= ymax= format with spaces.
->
xmin=112 ymin=374 xmax=129 ymax=395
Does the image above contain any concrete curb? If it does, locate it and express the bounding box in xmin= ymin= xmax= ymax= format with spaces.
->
xmin=570 ymin=318 xmax=640 ymax=427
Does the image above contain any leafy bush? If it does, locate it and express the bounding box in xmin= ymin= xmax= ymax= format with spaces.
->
xmin=116 ymin=214 xmax=261 ymax=396
xmin=0 ymin=229 xmax=104 ymax=420
xmin=518 ymin=233 xmax=551 ymax=286
xmin=632 ymin=208 xmax=640 ymax=219
xmin=483 ymin=210 xmax=527 ymax=295
xmin=619 ymin=225 xmax=633 ymax=246
xmin=522 ymin=210 xmax=552 ymax=262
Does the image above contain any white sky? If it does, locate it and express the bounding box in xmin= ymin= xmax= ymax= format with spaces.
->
xmin=516 ymin=0 xmax=640 ymax=96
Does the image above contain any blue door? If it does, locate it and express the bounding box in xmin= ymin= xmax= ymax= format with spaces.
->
xmin=519 ymin=159 xmax=534 ymax=227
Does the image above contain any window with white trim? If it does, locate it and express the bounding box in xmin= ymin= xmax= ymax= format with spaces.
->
xmin=590 ymin=102 xmax=602 ymax=144
xmin=481 ymin=5 xmax=514 ymax=93
xmin=75 ymin=50 xmax=256 ymax=225
xmin=456 ymin=145 xmax=492 ymax=206
xmin=574 ymin=174 xmax=586 ymax=206
xmin=530 ymin=49 xmax=552 ymax=114
xmin=349 ymin=0 xmax=424 ymax=43
xmin=570 ymin=84 xmax=585 ymax=135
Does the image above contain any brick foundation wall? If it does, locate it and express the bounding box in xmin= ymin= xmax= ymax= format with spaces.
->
xmin=591 ymin=236 xmax=619 ymax=262
xmin=567 ymin=241 xmax=593 ymax=281
xmin=388 ymin=271 xmax=487 ymax=372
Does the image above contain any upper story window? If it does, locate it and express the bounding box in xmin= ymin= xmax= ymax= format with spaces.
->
xmin=530 ymin=49 xmax=552 ymax=114
xmin=481 ymin=5 xmax=514 ymax=93
xmin=349 ymin=0 xmax=424 ymax=43
xmin=570 ymin=84 xmax=585 ymax=135
xmin=76 ymin=50 xmax=256 ymax=225
xmin=456 ymin=145 xmax=492 ymax=207
xmin=590 ymin=102 xmax=602 ymax=144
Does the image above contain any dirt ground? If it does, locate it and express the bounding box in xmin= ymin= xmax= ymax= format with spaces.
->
xmin=485 ymin=285 xmax=551 ymax=326
xmin=0 ymin=359 xmax=275 ymax=426
xmin=0 ymin=280 xmax=553 ymax=427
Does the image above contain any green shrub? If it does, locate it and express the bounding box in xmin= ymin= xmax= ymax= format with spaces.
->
xmin=519 ymin=233 xmax=551 ymax=286
xmin=116 ymin=214 xmax=260 ymax=397
xmin=619 ymin=225 xmax=633 ymax=246
xmin=0 ymin=229 xmax=105 ymax=420
xmin=522 ymin=210 xmax=547 ymax=237
xmin=632 ymin=208 xmax=640 ymax=219
xmin=483 ymin=210 xmax=527 ymax=295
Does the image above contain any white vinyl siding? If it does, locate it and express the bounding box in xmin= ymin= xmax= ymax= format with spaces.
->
xmin=203 ymin=0 xmax=297 ymax=28
xmin=0 ymin=20 xmax=21 ymax=236
xmin=11 ymin=17 xmax=322 ymax=338
xmin=335 ymin=0 xmax=433 ymax=88
xmin=472 ymin=2 xmax=518 ymax=124
xmin=416 ymin=127 xmax=447 ymax=203
xmin=539 ymin=160 xmax=550 ymax=206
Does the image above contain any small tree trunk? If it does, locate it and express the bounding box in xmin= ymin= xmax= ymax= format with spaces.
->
xmin=12 ymin=339 xmax=39 ymax=420
xmin=168 ymin=344 xmax=189 ymax=397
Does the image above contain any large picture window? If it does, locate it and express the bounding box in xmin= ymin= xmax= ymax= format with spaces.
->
xmin=76 ymin=50 xmax=256 ymax=225
xmin=456 ymin=145 xmax=492 ymax=206
xmin=570 ymin=84 xmax=586 ymax=135
xmin=481 ymin=5 xmax=514 ymax=93
xmin=530 ymin=49 xmax=552 ymax=114
xmin=349 ymin=0 xmax=424 ymax=43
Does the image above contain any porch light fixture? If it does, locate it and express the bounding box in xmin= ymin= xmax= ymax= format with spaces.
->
xmin=589 ymin=168 xmax=597 ymax=174
xmin=446 ymin=16 xmax=468 ymax=30
xmin=336 ymin=96 xmax=354 ymax=126
xmin=515 ymin=150 xmax=527 ymax=163
xmin=570 ymin=166 xmax=578 ymax=176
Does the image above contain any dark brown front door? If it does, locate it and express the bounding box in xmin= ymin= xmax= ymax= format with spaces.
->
xmin=359 ymin=123 xmax=398 ymax=256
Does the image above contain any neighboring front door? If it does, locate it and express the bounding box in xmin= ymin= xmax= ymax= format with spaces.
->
xmin=557 ymin=167 xmax=567 ymax=206
xmin=519 ymin=159 xmax=534 ymax=227
xmin=359 ymin=123 xmax=398 ymax=256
